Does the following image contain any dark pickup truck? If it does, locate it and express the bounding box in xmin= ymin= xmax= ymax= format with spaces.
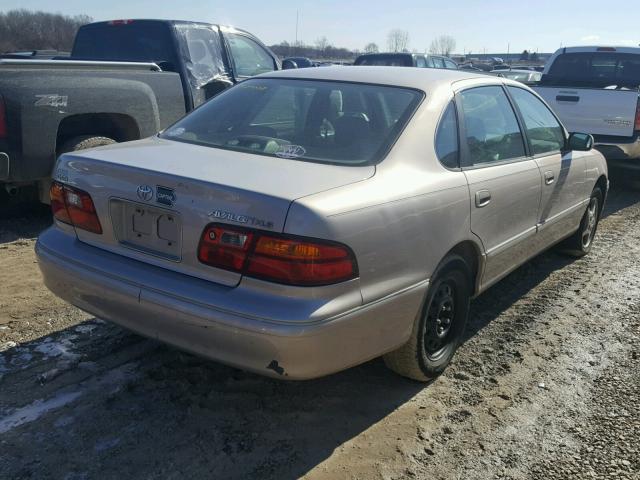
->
xmin=0 ymin=19 xmax=280 ymax=201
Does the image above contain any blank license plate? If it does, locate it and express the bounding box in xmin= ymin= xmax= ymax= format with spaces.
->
xmin=111 ymin=199 xmax=182 ymax=261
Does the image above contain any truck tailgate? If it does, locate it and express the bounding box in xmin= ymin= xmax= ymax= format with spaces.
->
xmin=533 ymin=86 xmax=638 ymax=137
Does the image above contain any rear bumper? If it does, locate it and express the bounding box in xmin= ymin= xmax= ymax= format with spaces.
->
xmin=594 ymin=133 xmax=640 ymax=164
xmin=35 ymin=227 xmax=426 ymax=379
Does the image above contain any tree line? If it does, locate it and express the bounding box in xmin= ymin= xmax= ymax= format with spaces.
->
xmin=0 ymin=9 xmax=92 ymax=53
xmin=271 ymin=30 xmax=458 ymax=60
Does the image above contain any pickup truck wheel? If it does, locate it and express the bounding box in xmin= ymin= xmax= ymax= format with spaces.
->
xmin=562 ymin=187 xmax=603 ymax=257
xmin=383 ymin=254 xmax=471 ymax=382
xmin=58 ymin=135 xmax=116 ymax=155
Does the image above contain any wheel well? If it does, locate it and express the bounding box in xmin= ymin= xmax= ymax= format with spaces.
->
xmin=595 ymin=174 xmax=607 ymax=198
xmin=447 ymin=241 xmax=482 ymax=296
xmin=56 ymin=113 xmax=140 ymax=153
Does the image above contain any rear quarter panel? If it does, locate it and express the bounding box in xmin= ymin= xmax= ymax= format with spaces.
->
xmin=285 ymin=85 xmax=478 ymax=304
xmin=0 ymin=68 xmax=186 ymax=182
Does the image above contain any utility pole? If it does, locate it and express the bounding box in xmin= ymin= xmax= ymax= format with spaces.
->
xmin=294 ymin=10 xmax=299 ymax=55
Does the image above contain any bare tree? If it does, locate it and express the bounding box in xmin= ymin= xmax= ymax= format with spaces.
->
xmin=0 ymin=9 xmax=92 ymax=53
xmin=429 ymin=35 xmax=456 ymax=56
xmin=315 ymin=36 xmax=330 ymax=58
xmin=364 ymin=42 xmax=379 ymax=54
xmin=387 ymin=29 xmax=409 ymax=53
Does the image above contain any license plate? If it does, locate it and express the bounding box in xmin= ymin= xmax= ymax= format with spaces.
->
xmin=110 ymin=199 xmax=182 ymax=261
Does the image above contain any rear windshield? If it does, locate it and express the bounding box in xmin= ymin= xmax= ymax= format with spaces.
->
xmin=161 ymin=78 xmax=423 ymax=165
xmin=546 ymin=52 xmax=640 ymax=88
xmin=355 ymin=55 xmax=413 ymax=67
xmin=72 ymin=22 xmax=176 ymax=64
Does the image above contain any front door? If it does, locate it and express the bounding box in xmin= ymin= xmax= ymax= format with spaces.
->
xmin=507 ymin=86 xmax=587 ymax=245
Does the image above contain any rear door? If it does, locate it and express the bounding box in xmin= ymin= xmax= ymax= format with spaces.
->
xmin=457 ymin=85 xmax=542 ymax=288
xmin=507 ymin=86 xmax=588 ymax=245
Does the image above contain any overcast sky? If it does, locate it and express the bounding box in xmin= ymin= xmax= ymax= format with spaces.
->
xmin=2 ymin=0 xmax=639 ymax=53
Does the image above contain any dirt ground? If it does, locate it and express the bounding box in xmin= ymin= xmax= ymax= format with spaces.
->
xmin=0 ymin=175 xmax=638 ymax=480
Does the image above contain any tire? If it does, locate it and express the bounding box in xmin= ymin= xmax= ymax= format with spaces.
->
xmin=383 ymin=254 xmax=472 ymax=382
xmin=58 ymin=135 xmax=116 ymax=155
xmin=562 ymin=187 xmax=603 ymax=257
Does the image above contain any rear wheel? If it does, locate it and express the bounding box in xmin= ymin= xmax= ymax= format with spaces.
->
xmin=562 ymin=187 xmax=603 ymax=257
xmin=383 ymin=254 xmax=471 ymax=382
xmin=58 ymin=135 xmax=116 ymax=155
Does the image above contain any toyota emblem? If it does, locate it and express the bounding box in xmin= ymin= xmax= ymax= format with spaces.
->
xmin=137 ymin=185 xmax=153 ymax=201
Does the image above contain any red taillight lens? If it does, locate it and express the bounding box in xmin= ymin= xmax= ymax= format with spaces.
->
xmin=247 ymin=236 xmax=356 ymax=286
xmin=635 ymin=99 xmax=640 ymax=131
xmin=197 ymin=224 xmax=358 ymax=286
xmin=49 ymin=181 xmax=102 ymax=234
xmin=0 ymin=97 xmax=7 ymax=139
xmin=50 ymin=182 xmax=71 ymax=225
xmin=198 ymin=225 xmax=254 ymax=271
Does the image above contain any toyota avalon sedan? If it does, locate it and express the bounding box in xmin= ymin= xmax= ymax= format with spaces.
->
xmin=36 ymin=67 xmax=608 ymax=381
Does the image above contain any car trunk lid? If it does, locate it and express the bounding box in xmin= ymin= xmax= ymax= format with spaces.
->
xmin=55 ymin=136 xmax=374 ymax=287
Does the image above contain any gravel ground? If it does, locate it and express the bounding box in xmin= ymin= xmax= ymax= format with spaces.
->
xmin=0 ymin=174 xmax=639 ymax=480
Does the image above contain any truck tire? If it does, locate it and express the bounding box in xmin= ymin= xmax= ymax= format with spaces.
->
xmin=561 ymin=187 xmax=603 ymax=257
xmin=383 ymin=254 xmax=471 ymax=382
xmin=58 ymin=135 xmax=116 ymax=155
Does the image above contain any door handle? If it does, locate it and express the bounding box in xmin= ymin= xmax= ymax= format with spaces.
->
xmin=544 ymin=171 xmax=555 ymax=185
xmin=556 ymin=95 xmax=579 ymax=102
xmin=475 ymin=190 xmax=491 ymax=208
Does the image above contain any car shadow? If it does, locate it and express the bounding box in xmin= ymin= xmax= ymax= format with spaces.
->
xmin=602 ymin=169 xmax=640 ymax=218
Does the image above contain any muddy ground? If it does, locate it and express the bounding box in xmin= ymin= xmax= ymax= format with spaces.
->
xmin=0 ymin=175 xmax=638 ymax=480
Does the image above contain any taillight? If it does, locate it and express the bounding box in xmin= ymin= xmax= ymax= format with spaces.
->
xmin=49 ymin=181 xmax=102 ymax=234
xmin=198 ymin=224 xmax=358 ymax=286
xmin=198 ymin=225 xmax=254 ymax=271
xmin=635 ymin=99 xmax=640 ymax=131
xmin=0 ymin=97 xmax=7 ymax=139
xmin=50 ymin=182 xmax=71 ymax=225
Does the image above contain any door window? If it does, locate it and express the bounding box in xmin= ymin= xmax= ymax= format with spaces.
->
xmin=227 ymin=33 xmax=276 ymax=77
xmin=444 ymin=59 xmax=458 ymax=69
xmin=508 ymin=87 xmax=565 ymax=155
xmin=432 ymin=57 xmax=446 ymax=69
xmin=435 ymin=102 xmax=459 ymax=168
xmin=459 ymin=86 xmax=526 ymax=166
xmin=416 ymin=56 xmax=427 ymax=68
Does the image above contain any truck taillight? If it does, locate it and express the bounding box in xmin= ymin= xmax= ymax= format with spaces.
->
xmin=198 ymin=224 xmax=358 ymax=286
xmin=0 ymin=97 xmax=7 ymax=139
xmin=635 ymin=99 xmax=640 ymax=131
xmin=49 ymin=181 xmax=102 ymax=234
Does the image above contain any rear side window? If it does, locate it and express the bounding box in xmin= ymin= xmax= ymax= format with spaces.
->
xmin=547 ymin=52 xmax=640 ymax=87
xmin=355 ymin=55 xmax=413 ymax=66
xmin=435 ymin=102 xmax=459 ymax=168
xmin=161 ymin=78 xmax=423 ymax=165
xmin=227 ymin=34 xmax=276 ymax=77
xmin=459 ymin=86 xmax=526 ymax=166
xmin=416 ymin=56 xmax=426 ymax=68
xmin=508 ymin=87 xmax=565 ymax=155
xmin=72 ymin=22 xmax=176 ymax=64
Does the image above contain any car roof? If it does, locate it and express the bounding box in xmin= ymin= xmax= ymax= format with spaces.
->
xmin=558 ymin=46 xmax=640 ymax=54
xmin=260 ymin=66 xmax=499 ymax=90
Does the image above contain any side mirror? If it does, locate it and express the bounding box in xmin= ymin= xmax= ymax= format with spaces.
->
xmin=282 ymin=59 xmax=298 ymax=70
xmin=568 ymin=132 xmax=594 ymax=151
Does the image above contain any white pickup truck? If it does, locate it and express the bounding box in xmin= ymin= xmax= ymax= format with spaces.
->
xmin=534 ymin=46 xmax=640 ymax=169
